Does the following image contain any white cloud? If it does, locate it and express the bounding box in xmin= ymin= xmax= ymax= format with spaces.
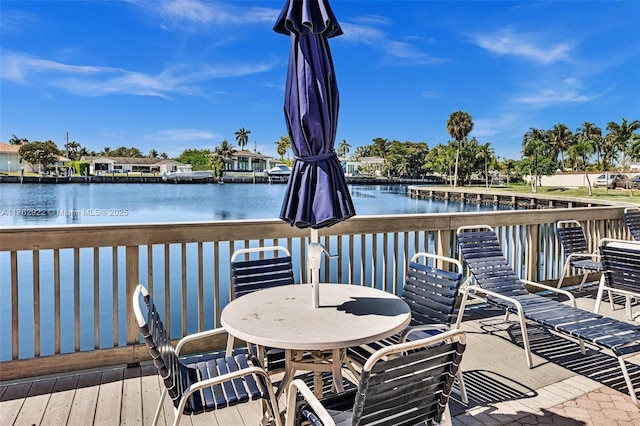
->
xmin=1 ymin=50 xmax=277 ymax=98
xmin=514 ymin=78 xmax=602 ymax=107
xmin=340 ymin=22 xmax=444 ymax=65
xmin=143 ymin=129 xmax=218 ymax=142
xmin=471 ymin=27 xmax=572 ymax=64
xmin=130 ymin=0 xmax=278 ymax=28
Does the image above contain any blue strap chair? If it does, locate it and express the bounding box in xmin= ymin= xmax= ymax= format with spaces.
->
xmin=133 ymin=284 xmax=282 ymax=426
xmin=227 ymin=246 xmax=295 ymax=372
xmin=286 ymin=330 xmax=466 ymax=426
xmin=556 ymin=220 xmax=603 ymax=289
xmin=624 ymin=207 xmax=640 ymax=241
xmin=348 ymin=252 xmax=468 ymax=404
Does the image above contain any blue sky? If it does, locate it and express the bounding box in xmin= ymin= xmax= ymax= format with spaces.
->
xmin=2 ymin=0 xmax=639 ymax=161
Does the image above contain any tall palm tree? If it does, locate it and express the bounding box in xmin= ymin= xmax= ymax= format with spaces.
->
xmin=337 ymin=139 xmax=351 ymax=158
xmin=446 ymin=111 xmax=473 ymax=188
xmin=476 ymin=142 xmax=495 ymax=188
xmin=274 ymin=135 xmax=291 ymax=160
xmin=606 ymin=118 xmax=640 ymax=169
xmin=568 ymin=136 xmax=596 ymax=196
xmin=149 ymin=149 xmax=159 ymax=158
xmin=548 ymin=123 xmax=573 ymax=170
xmin=214 ymin=140 xmax=237 ymax=161
xmin=522 ymin=127 xmax=547 ymax=193
xmin=234 ymin=127 xmax=251 ymax=151
xmin=576 ymin=122 xmax=601 ymax=169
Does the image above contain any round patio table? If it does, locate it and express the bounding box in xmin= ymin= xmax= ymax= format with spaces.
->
xmin=221 ymin=283 xmax=411 ymax=397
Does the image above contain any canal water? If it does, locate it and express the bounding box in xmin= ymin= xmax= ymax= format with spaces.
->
xmin=1 ymin=183 xmax=510 ymax=360
xmin=0 ymin=182 xmax=509 ymax=226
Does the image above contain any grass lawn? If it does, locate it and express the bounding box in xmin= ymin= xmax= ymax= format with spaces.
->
xmin=462 ymin=184 xmax=640 ymax=205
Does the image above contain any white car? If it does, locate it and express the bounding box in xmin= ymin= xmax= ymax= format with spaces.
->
xmin=266 ymin=165 xmax=291 ymax=176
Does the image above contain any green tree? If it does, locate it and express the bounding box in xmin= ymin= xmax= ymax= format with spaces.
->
xmin=18 ymin=140 xmax=60 ymax=172
xmin=64 ymin=140 xmax=81 ymax=160
xmin=149 ymin=149 xmax=159 ymax=158
xmin=548 ymin=123 xmax=573 ymax=171
xmin=177 ymin=148 xmax=212 ymax=170
xmin=606 ymin=117 xmax=640 ymax=169
xmin=109 ymin=146 xmax=144 ymax=158
xmin=353 ymin=145 xmax=371 ymax=160
xmin=274 ymin=136 xmax=290 ymax=160
xmin=337 ymin=139 xmax=351 ymax=158
xmin=235 ymin=127 xmax=251 ymax=151
xmin=476 ymin=142 xmax=495 ymax=188
xmin=423 ymin=143 xmax=455 ymax=183
xmin=576 ymin=122 xmax=601 ymax=169
xmin=369 ymin=138 xmax=389 ymax=158
xmin=522 ymin=127 xmax=554 ymax=193
xmin=446 ymin=110 xmax=473 ymax=187
xmin=568 ymin=136 xmax=596 ymax=196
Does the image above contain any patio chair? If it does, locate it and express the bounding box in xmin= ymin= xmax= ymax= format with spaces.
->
xmin=455 ymin=225 xmax=640 ymax=407
xmin=596 ymin=238 xmax=640 ymax=320
xmin=227 ymin=246 xmax=295 ymax=371
xmin=556 ymin=220 xmax=603 ymax=289
xmin=624 ymin=207 xmax=640 ymax=241
xmin=132 ymin=284 xmax=282 ymax=426
xmin=348 ymin=252 xmax=468 ymax=404
xmin=286 ymin=329 xmax=466 ymax=426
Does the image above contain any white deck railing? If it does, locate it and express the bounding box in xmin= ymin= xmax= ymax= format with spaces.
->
xmin=0 ymin=205 xmax=628 ymax=380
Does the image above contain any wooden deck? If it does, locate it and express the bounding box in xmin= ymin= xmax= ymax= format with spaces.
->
xmin=2 ymin=285 xmax=639 ymax=425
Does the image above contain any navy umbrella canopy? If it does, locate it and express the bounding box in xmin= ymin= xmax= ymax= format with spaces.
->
xmin=274 ymin=0 xmax=355 ymax=230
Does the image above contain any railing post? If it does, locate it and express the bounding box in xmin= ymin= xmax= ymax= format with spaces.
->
xmin=525 ymin=224 xmax=540 ymax=282
xmin=126 ymin=245 xmax=140 ymax=345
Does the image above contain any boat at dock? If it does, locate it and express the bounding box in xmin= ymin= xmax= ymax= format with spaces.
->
xmin=162 ymin=165 xmax=213 ymax=181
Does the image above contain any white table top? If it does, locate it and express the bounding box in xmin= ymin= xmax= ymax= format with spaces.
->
xmin=221 ymin=284 xmax=411 ymax=351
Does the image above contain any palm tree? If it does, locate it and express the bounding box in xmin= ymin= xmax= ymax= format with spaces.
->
xmin=606 ymin=118 xmax=640 ymax=170
xmin=568 ymin=136 xmax=596 ymax=196
xmin=476 ymin=142 xmax=495 ymax=188
xmin=149 ymin=149 xmax=159 ymax=158
xmin=274 ymin=136 xmax=291 ymax=160
xmin=235 ymin=127 xmax=251 ymax=151
xmin=337 ymin=139 xmax=351 ymax=158
xmin=214 ymin=140 xmax=236 ymax=159
xmin=522 ymin=128 xmax=547 ymax=193
xmin=446 ymin=111 xmax=473 ymax=188
xmin=576 ymin=122 xmax=601 ymax=169
xmin=548 ymin=123 xmax=573 ymax=170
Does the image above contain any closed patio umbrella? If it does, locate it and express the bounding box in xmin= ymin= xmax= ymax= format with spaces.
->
xmin=274 ymin=0 xmax=355 ymax=307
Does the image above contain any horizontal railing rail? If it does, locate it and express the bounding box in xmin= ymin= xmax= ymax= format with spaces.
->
xmin=0 ymin=205 xmax=629 ymax=380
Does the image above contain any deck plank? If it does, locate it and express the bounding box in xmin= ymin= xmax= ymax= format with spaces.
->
xmin=12 ymin=378 xmax=55 ymax=425
xmin=94 ymin=368 xmax=124 ymax=425
xmin=0 ymin=382 xmax=31 ymax=425
xmin=140 ymin=363 xmax=165 ymax=425
xmin=121 ymin=366 xmax=143 ymax=425
xmin=67 ymin=371 xmax=102 ymax=425
xmin=41 ymin=374 xmax=80 ymax=425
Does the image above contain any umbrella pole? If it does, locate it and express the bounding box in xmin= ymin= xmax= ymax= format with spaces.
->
xmin=309 ymin=228 xmax=321 ymax=308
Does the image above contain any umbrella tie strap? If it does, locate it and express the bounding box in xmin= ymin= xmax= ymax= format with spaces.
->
xmin=294 ymin=153 xmax=335 ymax=162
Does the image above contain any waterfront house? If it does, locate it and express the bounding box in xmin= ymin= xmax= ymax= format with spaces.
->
xmin=0 ymin=142 xmax=21 ymax=172
xmin=80 ymin=156 xmax=184 ymax=175
xmin=225 ymin=150 xmax=273 ymax=172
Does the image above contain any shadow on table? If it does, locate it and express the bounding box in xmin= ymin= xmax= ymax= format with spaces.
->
xmin=334 ymin=297 xmax=411 ymax=316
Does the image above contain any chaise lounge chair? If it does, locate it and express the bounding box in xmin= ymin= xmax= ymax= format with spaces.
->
xmin=624 ymin=207 xmax=640 ymax=241
xmin=455 ymin=225 xmax=640 ymax=407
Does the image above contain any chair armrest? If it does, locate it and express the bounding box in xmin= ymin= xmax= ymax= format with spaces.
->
xmin=460 ymin=285 xmax=525 ymax=313
xmin=175 ymin=327 xmax=227 ymax=355
xmin=566 ymin=253 xmax=600 ymax=262
xmin=286 ymin=379 xmax=334 ymax=426
xmin=521 ymin=280 xmax=578 ymax=307
xmin=399 ymin=324 xmax=450 ymax=342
